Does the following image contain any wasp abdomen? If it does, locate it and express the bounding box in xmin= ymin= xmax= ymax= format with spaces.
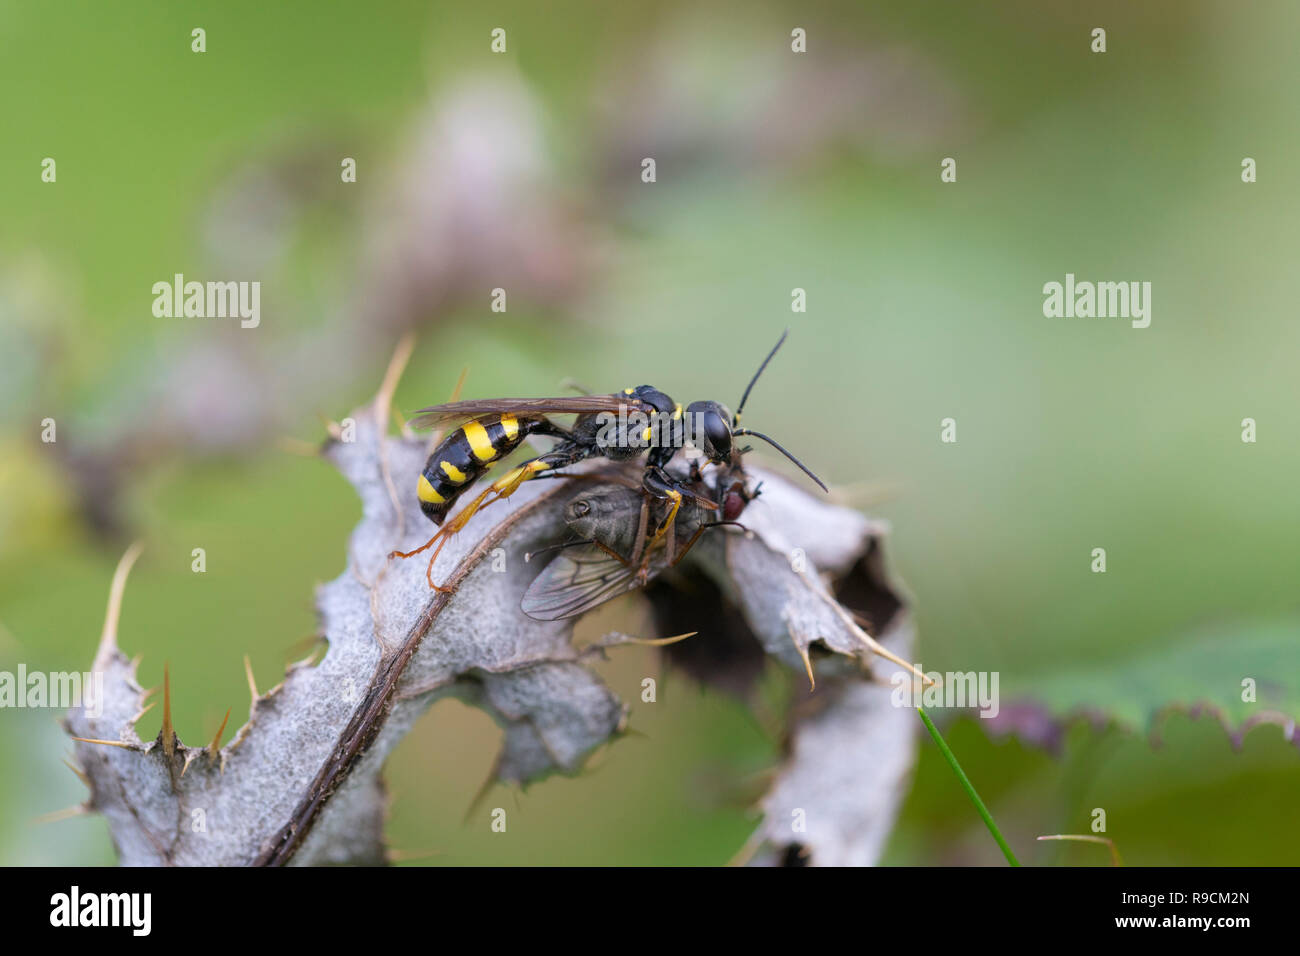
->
xmin=417 ymin=414 xmax=537 ymax=524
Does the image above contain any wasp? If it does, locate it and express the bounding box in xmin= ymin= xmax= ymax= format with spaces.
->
xmin=392 ymin=331 xmax=824 ymax=590
xmin=520 ymin=460 xmax=758 ymax=621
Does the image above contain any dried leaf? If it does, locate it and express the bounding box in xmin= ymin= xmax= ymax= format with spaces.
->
xmin=67 ymin=407 xmax=919 ymax=866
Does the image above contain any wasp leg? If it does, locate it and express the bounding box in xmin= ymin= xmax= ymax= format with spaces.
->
xmin=660 ymin=496 xmax=678 ymax=560
xmin=625 ymin=489 xmax=681 ymax=587
xmin=387 ymin=525 xmax=458 ymax=593
xmin=389 ymin=533 xmax=440 ymax=561
xmin=400 ymin=445 xmax=595 ymax=590
xmin=417 ymin=482 xmax=506 ymax=591
xmin=485 ymin=440 xmax=592 ymax=504
xmin=468 ymin=460 xmax=556 ymax=522
xmin=423 ymin=535 xmax=455 ymax=592
xmin=636 ymin=468 xmax=694 ymax=581
xmin=457 ymin=448 xmax=586 ymax=534
xmin=388 ymin=481 xmax=499 ymax=592
xmin=648 ymin=488 xmax=683 ymax=549
xmin=642 ymin=492 xmax=685 ymax=583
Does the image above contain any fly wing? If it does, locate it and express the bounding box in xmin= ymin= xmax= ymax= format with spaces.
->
xmin=522 ymin=479 xmax=713 ymax=621
xmin=408 ymin=395 xmax=651 ymax=431
xmin=520 ymin=546 xmax=642 ymax=621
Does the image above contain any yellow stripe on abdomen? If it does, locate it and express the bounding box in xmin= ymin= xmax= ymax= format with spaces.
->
xmin=417 ymin=474 xmax=446 ymax=504
xmin=462 ymin=421 xmax=497 ymax=461
xmin=439 ymin=460 xmax=469 ymax=484
xmin=500 ymin=414 xmax=519 ymax=440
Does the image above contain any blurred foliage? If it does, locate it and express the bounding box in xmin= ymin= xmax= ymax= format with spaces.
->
xmin=1 ymin=0 xmax=1297 ymax=865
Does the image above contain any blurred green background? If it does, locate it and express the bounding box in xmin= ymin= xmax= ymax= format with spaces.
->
xmin=2 ymin=0 xmax=1297 ymax=865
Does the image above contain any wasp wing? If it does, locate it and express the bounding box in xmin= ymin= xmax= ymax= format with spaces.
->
xmin=520 ymin=545 xmax=645 ymax=621
xmin=408 ymin=395 xmax=653 ymax=431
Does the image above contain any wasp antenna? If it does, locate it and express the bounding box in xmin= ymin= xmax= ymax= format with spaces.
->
xmin=734 ymin=329 xmax=789 ymax=426
xmin=733 ymin=428 xmax=827 ymax=492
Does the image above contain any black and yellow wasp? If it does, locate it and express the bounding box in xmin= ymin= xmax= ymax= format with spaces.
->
xmin=391 ymin=331 xmax=825 ymax=590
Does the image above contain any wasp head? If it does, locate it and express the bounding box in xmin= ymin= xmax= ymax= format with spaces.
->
xmin=685 ymin=400 xmax=734 ymax=464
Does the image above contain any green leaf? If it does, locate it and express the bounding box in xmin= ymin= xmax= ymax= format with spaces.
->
xmin=994 ymin=618 xmax=1300 ymax=751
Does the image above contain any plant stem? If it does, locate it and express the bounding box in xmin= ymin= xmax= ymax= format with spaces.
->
xmin=916 ymin=706 xmax=1020 ymax=866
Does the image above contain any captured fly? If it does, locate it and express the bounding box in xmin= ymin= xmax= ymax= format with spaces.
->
xmin=520 ymin=463 xmax=758 ymax=621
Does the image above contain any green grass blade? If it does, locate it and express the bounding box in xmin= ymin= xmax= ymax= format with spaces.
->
xmin=917 ymin=706 xmax=1020 ymax=866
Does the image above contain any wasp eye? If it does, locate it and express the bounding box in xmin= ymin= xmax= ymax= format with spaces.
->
xmin=704 ymin=410 xmax=732 ymax=458
xmin=687 ymin=401 xmax=733 ymax=460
